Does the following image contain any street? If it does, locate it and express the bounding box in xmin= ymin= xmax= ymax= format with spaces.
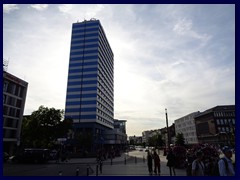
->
xmin=3 ymin=150 xmax=171 ymax=176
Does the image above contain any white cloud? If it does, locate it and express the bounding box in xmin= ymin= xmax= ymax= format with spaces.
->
xmin=3 ymin=4 xmax=19 ymax=13
xmin=58 ymin=4 xmax=73 ymax=13
xmin=173 ymin=18 xmax=211 ymax=46
xmin=173 ymin=18 xmax=193 ymax=35
xmin=86 ymin=4 xmax=105 ymax=18
xmin=30 ymin=4 xmax=48 ymax=11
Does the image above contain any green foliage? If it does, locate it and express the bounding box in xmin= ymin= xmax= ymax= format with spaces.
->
xmin=129 ymin=139 xmax=135 ymax=145
xmin=21 ymin=105 xmax=72 ymax=149
xmin=148 ymin=134 xmax=165 ymax=148
xmin=175 ymin=133 xmax=185 ymax=146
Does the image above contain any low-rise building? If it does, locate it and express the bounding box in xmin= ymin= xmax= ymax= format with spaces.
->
xmin=195 ymin=105 xmax=235 ymax=147
xmin=174 ymin=112 xmax=200 ymax=145
xmin=129 ymin=136 xmax=142 ymax=145
xmin=3 ymin=71 xmax=28 ymax=155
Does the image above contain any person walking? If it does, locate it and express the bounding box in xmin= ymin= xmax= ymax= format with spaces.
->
xmin=218 ymin=146 xmax=235 ymax=176
xmin=55 ymin=149 xmax=60 ymax=163
xmin=147 ymin=151 xmax=153 ymax=175
xmin=167 ymin=148 xmax=176 ymax=176
xmin=192 ymin=151 xmax=205 ymax=176
xmin=153 ymin=151 xmax=161 ymax=175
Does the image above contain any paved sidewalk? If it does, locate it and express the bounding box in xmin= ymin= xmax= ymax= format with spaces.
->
xmin=92 ymin=152 xmax=186 ymax=176
xmin=49 ymin=150 xmax=187 ymax=176
xmin=93 ymin=162 xmax=186 ymax=176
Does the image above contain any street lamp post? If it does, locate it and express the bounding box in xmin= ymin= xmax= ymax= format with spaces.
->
xmin=165 ymin=109 xmax=170 ymax=150
xmin=165 ymin=108 xmax=172 ymax=176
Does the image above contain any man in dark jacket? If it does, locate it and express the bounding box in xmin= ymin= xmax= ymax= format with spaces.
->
xmin=167 ymin=148 xmax=176 ymax=176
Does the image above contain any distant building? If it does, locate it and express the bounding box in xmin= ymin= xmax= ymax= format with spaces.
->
xmin=174 ymin=112 xmax=200 ymax=145
xmin=158 ymin=124 xmax=175 ymax=147
xmin=129 ymin=136 xmax=142 ymax=145
xmin=142 ymin=130 xmax=151 ymax=145
xmin=103 ymin=119 xmax=127 ymax=150
xmin=142 ymin=129 xmax=161 ymax=145
xmin=3 ymin=71 xmax=28 ymax=155
xmin=114 ymin=119 xmax=127 ymax=134
xmin=195 ymin=105 xmax=235 ymax=147
xmin=168 ymin=124 xmax=176 ymax=145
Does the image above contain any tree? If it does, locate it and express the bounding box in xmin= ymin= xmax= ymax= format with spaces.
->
xmin=148 ymin=134 xmax=165 ymax=148
xmin=21 ymin=106 xmax=72 ymax=149
xmin=175 ymin=133 xmax=185 ymax=146
xmin=148 ymin=135 xmax=157 ymax=147
xmin=156 ymin=134 xmax=165 ymax=147
xmin=129 ymin=139 xmax=135 ymax=145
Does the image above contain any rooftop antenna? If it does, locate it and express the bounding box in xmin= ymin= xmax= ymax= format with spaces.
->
xmin=3 ymin=58 xmax=9 ymax=72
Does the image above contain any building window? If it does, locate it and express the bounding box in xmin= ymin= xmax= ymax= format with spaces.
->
xmin=221 ymin=127 xmax=225 ymax=132
xmin=3 ymin=82 xmax=8 ymax=92
xmin=14 ymin=85 xmax=20 ymax=96
xmin=7 ymin=82 xmax=15 ymax=94
xmin=224 ymin=119 xmax=228 ymax=125
xmin=3 ymin=94 xmax=7 ymax=104
xmin=3 ymin=106 xmax=8 ymax=116
xmin=226 ymin=127 xmax=229 ymax=132
xmin=220 ymin=119 xmax=224 ymax=125
xmin=19 ymin=87 xmax=24 ymax=98
xmin=16 ymin=99 xmax=22 ymax=108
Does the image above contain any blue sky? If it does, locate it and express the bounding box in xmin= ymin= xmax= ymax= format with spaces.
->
xmin=3 ymin=4 xmax=235 ymax=136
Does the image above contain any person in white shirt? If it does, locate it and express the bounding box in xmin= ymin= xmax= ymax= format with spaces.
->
xmin=218 ymin=146 xmax=235 ymax=176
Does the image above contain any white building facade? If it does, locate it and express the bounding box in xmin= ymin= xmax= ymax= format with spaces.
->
xmin=174 ymin=112 xmax=200 ymax=145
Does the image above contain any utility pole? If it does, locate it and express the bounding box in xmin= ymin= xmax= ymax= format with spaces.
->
xmin=165 ymin=109 xmax=170 ymax=150
xmin=165 ymin=108 xmax=172 ymax=176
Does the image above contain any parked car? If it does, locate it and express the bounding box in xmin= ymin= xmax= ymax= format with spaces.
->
xmin=14 ymin=148 xmax=50 ymax=163
xmin=4 ymin=152 xmax=9 ymax=162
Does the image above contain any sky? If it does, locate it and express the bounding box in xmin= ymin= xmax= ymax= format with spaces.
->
xmin=3 ymin=4 xmax=235 ymax=136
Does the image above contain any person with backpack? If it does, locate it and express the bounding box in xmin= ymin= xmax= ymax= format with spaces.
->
xmin=218 ymin=146 xmax=235 ymax=176
xmin=192 ymin=151 xmax=205 ymax=176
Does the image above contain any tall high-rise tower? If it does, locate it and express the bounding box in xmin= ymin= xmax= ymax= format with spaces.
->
xmin=65 ymin=19 xmax=114 ymax=150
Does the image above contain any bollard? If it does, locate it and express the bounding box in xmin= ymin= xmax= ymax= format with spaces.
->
xmin=58 ymin=170 xmax=62 ymax=176
xmin=124 ymin=157 xmax=126 ymax=165
xmin=96 ymin=164 xmax=99 ymax=176
xmin=111 ymin=157 xmax=112 ymax=165
xmin=143 ymin=155 xmax=145 ymax=163
xmin=87 ymin=166 xmax=89 ymax=176
xmin=76 ymin=167 xmax=79 ymax=176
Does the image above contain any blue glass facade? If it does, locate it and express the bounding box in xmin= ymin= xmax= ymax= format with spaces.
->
xmin=65 ymin=19 xmax=114 ymax=137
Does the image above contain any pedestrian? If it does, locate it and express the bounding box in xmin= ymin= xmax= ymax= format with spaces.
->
xmin=218 ymin=146 xmax=235 ymax=176
xmin=147 ymin=151 xmax=153 ymax=175
xmin=191 ymin=151 xmax=205 ymax=176
xmin=167 ymin=148 xmax=176 ymax=176
xmin=153 ymin=151 xmax=161 ymax=175
xmin=55 ymin=149 xmax=60 ymax=163
xmin=186 ymin=149 xmax=195 ymax=176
